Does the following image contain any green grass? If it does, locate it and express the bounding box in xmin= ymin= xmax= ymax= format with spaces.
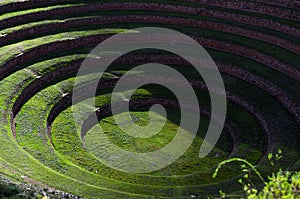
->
xmin=0 ymin=4 xmax=81 ymax=21
xmin=3 ymin=55 xmax=295 ymax=197
xmin=0 ymin=53 xmax=295 ymax=198
xmin=0 ymin=0 xmax=299 ymax=198
xmin=85 ymin=110 xmax=229 ymax=174
xmin=9 ymin=68 xmax=263 ymax=195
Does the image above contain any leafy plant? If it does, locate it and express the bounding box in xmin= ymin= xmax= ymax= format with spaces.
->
xmin=212 ymin=149 xmax=300 ymax=198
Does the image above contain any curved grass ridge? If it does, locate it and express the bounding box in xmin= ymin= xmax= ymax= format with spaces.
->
xmin=0 ymin=0 xmax=299 ymax=198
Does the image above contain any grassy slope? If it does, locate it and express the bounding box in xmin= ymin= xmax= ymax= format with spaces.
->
xmin=0 ymin=0 xmax=299 ymax=198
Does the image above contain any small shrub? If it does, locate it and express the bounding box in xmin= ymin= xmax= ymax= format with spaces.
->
xmin=244 ymin=170 xmax=300 ymax=199
xmin=0 ymin=183 xmax=20 ymax=197
xmin=213 ymin=149 xmax=300 ymax=198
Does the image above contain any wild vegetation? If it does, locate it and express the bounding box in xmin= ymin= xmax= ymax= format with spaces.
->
xmin=213 ymin=150 xmax=300 ymax=199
